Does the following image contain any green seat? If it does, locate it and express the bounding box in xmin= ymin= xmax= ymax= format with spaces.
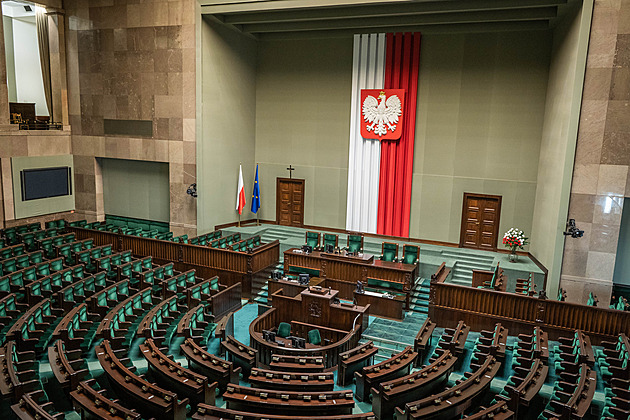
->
xmin=347 ymin=235 xmax=363 ymax=253
xmin=37 ymin=263 xmax=51 ymax=277
xmin=21 ymin=233 xmax=36 ymax=252
xmin=50 ymin=258 xmax=64 ymax=272
xmin=305 ymin=231 xmax=320 ymax=248
xmin=16 ymin=255 xmax=29 ymax=269
xmin=323 ymin=233 xmax=338 ymax=249
xmin=402 ymin=245 xmax=419 ymax=265
xmin=380 ymin=242 xmax=398 ymax=262
xmin=277 ymin=322 xmax=291 ymax=338
xmin=29 ymin=251 xmax=43 ymax=264
xmin=308 ymin=329 xmax=321 ymax=345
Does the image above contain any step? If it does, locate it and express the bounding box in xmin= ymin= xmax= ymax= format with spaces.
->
xmin=452 ymin=261 xmax=492 ymax=270
xmin=442 ymin=250 xmax=494 ymax=262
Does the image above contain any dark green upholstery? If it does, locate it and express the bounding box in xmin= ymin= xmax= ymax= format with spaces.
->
xmin=308 ymin=329 xmax=321 ymax=345
xmin=277 ymin=322 xmax=291 ymax=338
xmin=305 ymin=231 xmax=320 ymax=248
xmin=347 ymin=235 xmax=363 ymax=253
xmin=402 ymin=245 xmax=419 ymax=265
xmin=380 ymin=242 xmax=398 ymax=262
xmin=323 ymin=233 xmax=338 ymax=249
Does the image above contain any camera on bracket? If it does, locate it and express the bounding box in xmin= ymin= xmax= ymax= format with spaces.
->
xmin=563 ymin=219 xmax=584 ymax=238
xmin=186 ymin=183 xmax=197 ymax=198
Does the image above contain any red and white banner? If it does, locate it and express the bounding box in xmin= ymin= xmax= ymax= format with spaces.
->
xmin=346 ymin=33 xmax=421 ymax=238
xmin=360 ymin=89 xmax=405 ymax=140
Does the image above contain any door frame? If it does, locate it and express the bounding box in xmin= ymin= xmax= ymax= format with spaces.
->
xmin=459 ymin=192 xmax=502 ymax=251
xmin=276 ymin=177 xmax=305 ymax=227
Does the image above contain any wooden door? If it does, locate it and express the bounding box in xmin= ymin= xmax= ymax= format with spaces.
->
xmin=276 ymin=178 xmax=305 ymax=227
xmin=460 ymin=193 xmax=502 ymax=251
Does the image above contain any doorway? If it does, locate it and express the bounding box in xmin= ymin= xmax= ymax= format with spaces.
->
xmin=276 ymin=178 xmax=305 ymax=227
xmin=459 ymin=193 xmax=502 ymax=251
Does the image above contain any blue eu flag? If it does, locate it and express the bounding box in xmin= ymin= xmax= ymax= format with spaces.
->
xmin=251 ymin=165 xmax=261 ymax=214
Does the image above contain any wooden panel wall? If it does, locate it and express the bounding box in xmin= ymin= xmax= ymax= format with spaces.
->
xmin=67 ymin=227 xmax=280 ymax=300
xmin=430 ymin=281 xmax=630 ymax=344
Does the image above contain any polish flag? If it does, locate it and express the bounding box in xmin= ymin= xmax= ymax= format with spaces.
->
xmin=236 ymin=164 xmax=246 ymax=215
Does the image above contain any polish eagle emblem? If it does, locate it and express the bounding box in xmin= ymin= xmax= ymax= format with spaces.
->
xmin=360 ymin=89 xmax=405 ymax=140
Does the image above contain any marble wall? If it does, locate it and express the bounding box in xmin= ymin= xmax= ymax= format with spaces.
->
xmin=561 ymin=0 xmax=630 ymax=304
xmin=64 ymin=0 xmax=197 ymax=236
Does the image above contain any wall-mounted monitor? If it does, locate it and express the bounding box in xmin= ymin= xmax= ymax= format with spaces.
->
xmin=20 ymin=166 xmax=72 ymax=201
xmin=11 ymin=155 xmax=75 ymax=219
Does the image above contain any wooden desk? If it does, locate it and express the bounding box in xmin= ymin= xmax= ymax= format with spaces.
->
xmin=338 ymin=341 xmax=378 ymax=386
xmin=249 ymin=368 xmax=334 ymax=391
xmin=283 ymin=248 xmax=417 ymax=305
xmin=464 ymin=401 xmax=514 ymax=419
xmin=71 ymin=379 xmax=141 ymax=420
xmin=193 ymin=405 xmax=376 ymax=420
xmin=222 ymin=336 xmax=257 ymax=376
xmin=413 ymin=318 xmax=436 ymax=365
xmin=268 ymin=277 xmax=325 ymax=299
xmin=354 ymin=290 xmax=405 ymax=320
xmin=250 ymin=288 xmax=367 ymax=369
xmin=354 ymin=346 xmax=417 ymax=402
xmin=372 ymin=349 xmax=457 ymax=419
xmin=269 ymin=354 xmax=325 ymax=372
xmin=504 ymin=358 xmax=548 ymax=415
xmin=140 ymin=338 xmax=216 ymax=406
xmin=11 ymin=390 xmax=63 ymax=420
xmin=396 ymin=356 xmax=501 ymax=420
xmin=181 ymin=338 xmax=241 ymax=392
xmin=95 ymin=340 xmax=188 ymax=420
xmin=222 ymin=384 xmax=355 ymax=416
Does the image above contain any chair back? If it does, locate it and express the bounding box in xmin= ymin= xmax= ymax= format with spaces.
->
xmin=305 ymin=231 xmax=320 ymax=248
xmin=308 ymin=329 xmax=321 ymax=345
xmin=277 ymin=322 xmax=291 ymax=338
xmin=347 ymin=234 xmax=363 ymax=253
xmin=323 ymin=233 xmax=338 ymax=248
xmin=402 ymin=244 xmax=420 ymax=265
xmin=381 ymin=242 xmax=399 ymax=262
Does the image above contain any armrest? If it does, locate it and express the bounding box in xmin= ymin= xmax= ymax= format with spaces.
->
xmin=17 ymin=369 xmax=38 ymax=381
xmin=611 ymin=378 xmax=630 ymax=389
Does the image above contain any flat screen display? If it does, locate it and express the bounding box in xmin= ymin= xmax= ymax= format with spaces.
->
xmin=21 ymin=167 xmax=71 ymax=201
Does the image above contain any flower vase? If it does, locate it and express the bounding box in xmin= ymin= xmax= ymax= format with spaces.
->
xmin=509 ymin=246 xmax=518 ymax=263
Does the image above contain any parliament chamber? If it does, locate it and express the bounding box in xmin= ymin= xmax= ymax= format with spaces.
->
xmin=2 ymin=0 xmax=630 ymax=419
xmin=0 ymin=219 xmax=626 ymax=420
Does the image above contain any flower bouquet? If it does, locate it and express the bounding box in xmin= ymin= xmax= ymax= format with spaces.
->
xmin=502 ymin=228 xmax=528 ymax=262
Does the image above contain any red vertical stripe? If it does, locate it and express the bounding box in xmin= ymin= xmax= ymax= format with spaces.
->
xmin=377 ymin=32 xmax=421 ymax=238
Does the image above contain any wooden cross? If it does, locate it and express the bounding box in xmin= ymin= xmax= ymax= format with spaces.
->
xmin=286 ymin=165 xmax=295 ymax=179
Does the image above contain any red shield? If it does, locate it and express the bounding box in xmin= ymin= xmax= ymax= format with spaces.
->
xmin=360 ymin=89 xmax=405 ymax=140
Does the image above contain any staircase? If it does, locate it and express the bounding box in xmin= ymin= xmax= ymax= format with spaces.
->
xmin=409 ymin=278 xmax=430 ymax=315
xmin=360 ymin=312 xmax=428 ymax=361
xmin=441 ymin=251 xmax=494 ymax=287
xmin=258 ymin=227 xmax=301 ymax=244
xmin=251 ymin=263 xmax=283 ymax=305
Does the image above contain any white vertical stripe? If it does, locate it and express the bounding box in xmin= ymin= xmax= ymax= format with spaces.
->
xmin=346 ymin=33 xmax=386 ymax=234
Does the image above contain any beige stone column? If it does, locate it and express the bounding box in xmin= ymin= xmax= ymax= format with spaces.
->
xmin=48 ymin=9 xmax=70 ymax=126
xmin=561 ymin=0 xmax=630 ymax=305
